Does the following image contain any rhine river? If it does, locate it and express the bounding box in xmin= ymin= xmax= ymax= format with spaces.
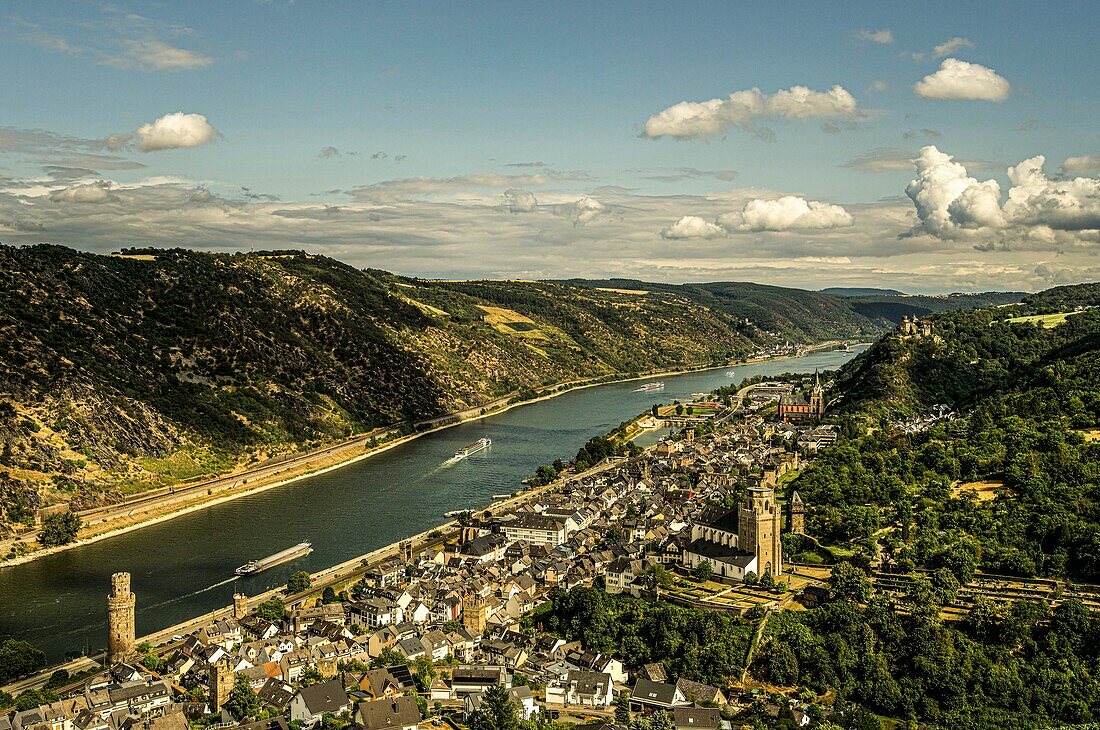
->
xmin=0 ymin=348 xmax=864 ymax=661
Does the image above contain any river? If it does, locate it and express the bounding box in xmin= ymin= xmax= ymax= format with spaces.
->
xmin=0 ymin=348 xmax=863 ymax=661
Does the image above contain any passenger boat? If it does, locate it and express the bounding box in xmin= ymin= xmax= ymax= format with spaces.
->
xmin=454 ymin=437 xmax=492 ymax=459
xmin=235 ymin=542 xmax=312 ymax=576
xmin=635 ymin=382 xmax=664 ymax=392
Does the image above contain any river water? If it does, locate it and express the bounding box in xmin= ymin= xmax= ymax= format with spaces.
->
xmin=0 ymin=348 xmax=863 ymax=661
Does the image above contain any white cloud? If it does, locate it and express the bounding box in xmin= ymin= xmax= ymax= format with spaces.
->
xmin=501 ymin=188 xmax=537 ymax=213
xmin=906 ymin=145 xmax=1100 ymax=241
xmin=843 ymin=148 xmax=915 ymax=173
xmin=932 ymin=37 xmax=975 ymax=59
xmin=134 ymin=113 xmax=219 ymax=152
xmin=858 ymin=29 xmax=894 ymax=44
xmin=49 ymin=181 xmax=114 ymax=203
xmin=643 ymin=85 xmax=860 ymax=140
xmin=718 ymin=196 xmax=853 ymax=231
xmin=1062 ymin=155 xmax=1100 ymax=175
xmin=660 ymin=216 xmax=726 ymax=239
xmin=557 ymin=196 xmax=608 ymax=226
xmin=348 ymin=172 xmax=582 ymax=203
xmin=103 ymin=40 xmax=214 ymax=72
xmin=914 ymin=58 xmax=1011 ymax=101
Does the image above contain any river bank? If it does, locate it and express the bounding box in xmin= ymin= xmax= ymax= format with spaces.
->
xmin=2 ymin=341 xmax=852 ymax=570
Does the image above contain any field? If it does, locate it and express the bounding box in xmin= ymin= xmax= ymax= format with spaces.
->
xmin=952 ymin=480 xmax=1003 ymax=501
xmin=1005 ymin=311 xmax=1073 ymax=327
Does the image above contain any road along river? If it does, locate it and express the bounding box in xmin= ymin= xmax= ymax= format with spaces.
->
xmin=0 ymin=347 xmax=863 ymax=661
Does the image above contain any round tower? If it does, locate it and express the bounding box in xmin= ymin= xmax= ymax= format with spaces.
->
xmin=107 ymin=572 xmax=136 ymax=664
xmin=233 ymin=592 xmax=249 ymax=620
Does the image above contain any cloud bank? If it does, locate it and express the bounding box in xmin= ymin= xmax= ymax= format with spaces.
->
xmin=643 ymin=85 xmax=860 ymax=140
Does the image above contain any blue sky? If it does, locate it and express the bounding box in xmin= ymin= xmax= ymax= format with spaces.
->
xmin=1 ymin=1 xmax=1098 ymax=292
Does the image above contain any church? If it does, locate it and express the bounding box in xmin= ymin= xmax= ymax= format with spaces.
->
xmin=776 ymin=372 xmax=825 ymax=423
xmin=681 ymin=485 xmax=783 ymax=582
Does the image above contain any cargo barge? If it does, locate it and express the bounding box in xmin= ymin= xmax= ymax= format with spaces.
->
xmin=235 ymin=542 xmax=312 ymax=576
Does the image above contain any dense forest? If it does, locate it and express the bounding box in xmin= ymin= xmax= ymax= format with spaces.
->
xmin=0 ymin=244 xmax=1012 ymax=530
xmin=753 ymin=283 xmax=1100 ymax=728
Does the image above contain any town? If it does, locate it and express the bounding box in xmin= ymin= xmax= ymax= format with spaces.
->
xmin=0 ymin=374 xmax=839 ymax=730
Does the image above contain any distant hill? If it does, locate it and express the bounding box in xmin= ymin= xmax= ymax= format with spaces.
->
xmin=819 ymin=287 xmax=907 ymax=297
xmin=0 ymin=245 xmax=1026 ymax=526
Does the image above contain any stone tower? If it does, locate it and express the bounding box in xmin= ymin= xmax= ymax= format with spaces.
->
xmin=738 ymin=487 xmax=783 ymax=577
xmin=809 ymin=372 xmax=825 ymax=422
xmin=107 ymin=572 xmax=136 ymax=664
xmin=462 ymin=594 xmax=487 ymax=635
xmin=684 ymin=427 xmax=695 ymax=444
xmin=233 ymin=592 xmax=249 ymax=620
xmin=789 ymin=491 xmax=806 ymax=535
xmin=209 ymin=659 xmax=236 ymax=712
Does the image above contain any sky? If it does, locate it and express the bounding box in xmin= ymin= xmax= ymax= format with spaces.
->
xmin=1 ymin=1 xmax=1098 ymax=293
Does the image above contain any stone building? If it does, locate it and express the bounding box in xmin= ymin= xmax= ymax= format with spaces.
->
xmin=681 ymin=485 xmax=784 ymax=581
xmin=776 ymin=373 xmax=824 ymax=423
xmin=789 ymin=490 xmax=806 ymax=535
xmin=107 ymin=572 xmax=136 ymax=664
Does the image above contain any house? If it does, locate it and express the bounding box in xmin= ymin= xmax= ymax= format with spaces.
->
xmin=257 ymin=679 xmax=295 ymax=712
xmin=628 ymin=679 xmax=687 ymax=712
xmin=603 ymin=558 xmax=645 ymax=595
xmin=674 ymin=678 xmax=726 ymax=707
xmin=288 ymin=679 xmax=351 ymax=727
xmin=353 ymin=697 xmax=421 ymax=730
xmin=545 ymin=671 xmax=614 ymax=708
xmin=465 ymin=687 xmax=536 ymax=721
xmin=502 ymin=515 xmax=568 ymax=547
xmin=357 ymin=666 xmax=415 ymax=701
xmin=672 ymin=707 xmax=722 ymax=730
xmin=449 ymin=666 xmax=510 ymax=697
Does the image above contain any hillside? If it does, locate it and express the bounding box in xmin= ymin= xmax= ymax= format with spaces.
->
xmin=0 ymin=245 xmax=1019 ymax=530
xmin=769 ymin=284 xmax=1100 ymax=727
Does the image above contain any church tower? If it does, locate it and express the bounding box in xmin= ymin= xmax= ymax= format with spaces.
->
xmin=809 ymin=371 xmax=825 ymax=422
xmin=739 ymin=487 xmax=783 ymax=577
xmin=107 ymin=572 xmax=136 ymax=664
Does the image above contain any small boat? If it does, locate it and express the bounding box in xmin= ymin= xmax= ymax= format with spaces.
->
xmin=454 ymin=437 xmax=492 ymax=459
xmin=235 ymin=542 xmax=312 ymax=576
xmin=635 ymin=382 xmax=664 ymax=392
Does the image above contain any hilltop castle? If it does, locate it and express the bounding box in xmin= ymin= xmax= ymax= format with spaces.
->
xmin=899 ymin=314 xmax=934 ymax=338
xmin=682 ymin=484 xmax=783 ymax=581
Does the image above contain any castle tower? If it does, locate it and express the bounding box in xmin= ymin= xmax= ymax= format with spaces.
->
xmin=107 ymin=572 xmax=136 ymax=664
xmin=789 ymin=491 xmax=806 ymax=535
xmin=738 ymin=487 xmax=783 ymax=578
xmin=233 ymin=592 xmax=249 ymax=620
xmin=462 ymin=594 xmax=487 ymax=636
xmin=684 ymin=427 xmax=695 ymax=444
xmin=209 ymin=659 xmax=236 ymax=712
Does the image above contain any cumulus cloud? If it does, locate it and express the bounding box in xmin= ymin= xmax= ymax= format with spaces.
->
xmin=718 ymin=196 xmax=854 ymax=231
xmin=556 ymin=196 xmax=608 ymax=226
xmin=932 ymin=37 xmax=975 ymax=59
xmin=103 ymin=40 xmax=214 ymax=72
xmin=49 ymin=181 xmax=115 ymax=203
xmin=643 ymin=85 xmax=860 ymax=140
xmin=661 ymin=215 xmax=726 ymax=239
xmin=134 ymin=113 xmax=219 ymax=152
xmin=914 ymin=58 xmax=1011 ymax=101
xmin=1062 ymin=156 xmax=1100 ymax=175
xmin=501 ymin=188 xmax=537 ymax=213
xmin=858 ymin=29 xmax=894 ymax=44
xmin=906 ymin=145 xmax=1100 ymax=241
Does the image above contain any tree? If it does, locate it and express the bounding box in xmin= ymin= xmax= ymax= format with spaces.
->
xmin=255 ymin=596 xmax=285 ymax=623
xmin=675 ymin=404 xmax=684 ymax=416
xmin=651 ymin=404 xmax=660 ymax=417
xmin=38 ymin=512 xmax=81 ymax=547
xmin=829 ymin=561 xmax=871 ymax=604
xmin=743 ymin=571 xmax=758 ymax=586
xmin=372 ymin=647 xmax=405 ymax=668
xmin=467 ymin=684 xmax=518 ymax=730
xmin=614 ymin=691 xmax=631 ymax=724
xmin=693 ymin=560 xmax=712 ymax=583
xmin=0 ymin=639 xmax=46 ymax=682
xmin=322 ymin=586 xmax=338 ymax=604
xmin=287 ymin=570 xmax=312 ymax=594
xmin=224 ymin=676 xmax=261 ymax=720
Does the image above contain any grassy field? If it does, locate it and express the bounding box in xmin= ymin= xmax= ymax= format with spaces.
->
xmin=1005 ymin=311 xmax=1073 ymax=327
xmin=952 ymin=480 xmax=1003 ymax=501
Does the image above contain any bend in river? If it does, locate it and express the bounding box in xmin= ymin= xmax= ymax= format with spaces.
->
xmin=0 ymin=348 xmax=863 ymax=661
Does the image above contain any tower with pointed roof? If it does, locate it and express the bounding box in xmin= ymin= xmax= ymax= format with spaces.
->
xmin=810 ymin=371 xmax=825 ymax=421
xmin=789 ymin=491 xmax=806 ymax=535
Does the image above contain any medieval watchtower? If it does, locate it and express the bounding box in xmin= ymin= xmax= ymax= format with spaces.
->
xmin=107 ymin=572 xmax=136 ymax=664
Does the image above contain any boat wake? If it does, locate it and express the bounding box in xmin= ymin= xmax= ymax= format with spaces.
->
xmin=142 ymin=576 xmax=240 ymax=611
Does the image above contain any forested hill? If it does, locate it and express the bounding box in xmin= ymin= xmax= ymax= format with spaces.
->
xmin=766 ymin=284 xmax=1100 ymax=727
xmin=0 ymin=244 xmax=1013 ymax=526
